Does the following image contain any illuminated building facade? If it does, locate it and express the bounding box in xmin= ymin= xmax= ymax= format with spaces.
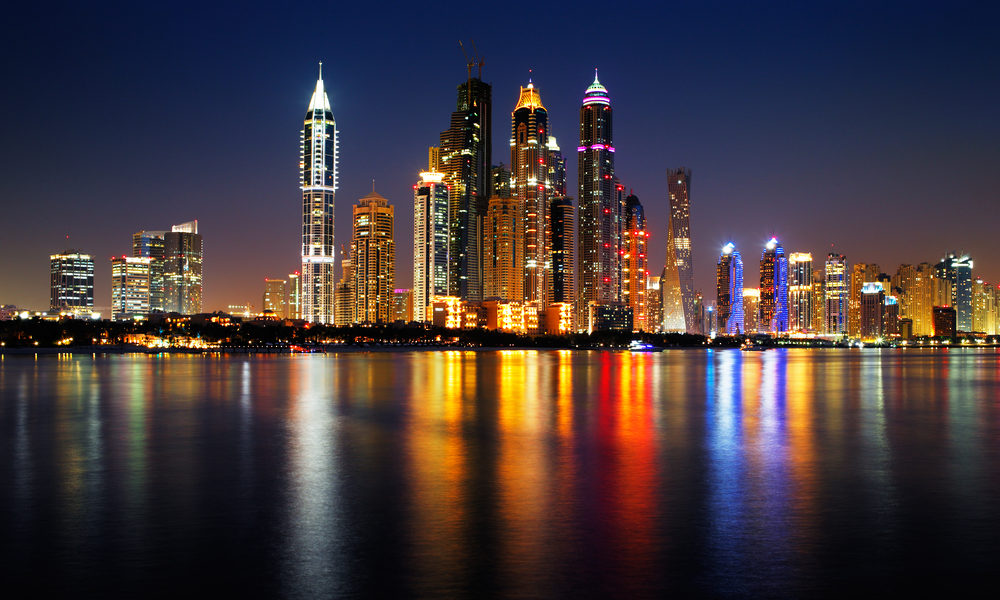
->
xmin=300 ymin=64 xmax=338 ymax=323
xmin=263 ymin=278 xmax=287 ymax=318
xmin=860 ymin=282 xmax=885 ymax=340
xmin=547 ymin=136 xmax=567 ymax=195
xmin=663 ymin=167 xmax=695 ymax=332
xmin=933 ymin=305 xmax=956 ymax=337
xmin=716 ymin=243 xmax=744 ymax=335
xmin=50 ymin=250 xmax=94 ymax=314
xmin=413 ymin=169 xmax=451 ymax=323
xmin=439 ymin=72 xmax=490 ymax=300
xmin=759 ymin=238 xmax=788 ymax=333
xmin=351 ymin=191 xmax=395 ymax=324
xmin=935 ymin=253 xmax=974 ymax=332
xmin=811 ymin=268 xmax=825 ymax=332
xmin=511 ymin=80 xmax=549 ymax=306
xmin=646 ymin=276 xmax=662 ymax=333
xmin=973 ymin=279 xmax=998 ymax=334
xmin=334 ymin=250 xmax=352 ymax=326
xmin=576 ymin=72 xmax=616 ymax=327
xmin=491 ymin=164 xmax=511 ymax=197
xmin=743 ymin=288 xmax=760 ymax=333
xmin=909 ymin=262 xmax=935 ymax=336
xmin=163 ymin=221 xmax=202 ymax=315
xmin=288 ymin=271 xmax=301 ymax=319
xmin=549 ymin=196 xmax=575 ymax=305
xmin=848 ymin=263 xmax=880 ymax=337
xmin=392 ymin=288 xmax=413 ymax=323
xmin=788 ymin=252 xmax=813 ymax=331
xmin=823 ymin=254 xmax=848 ymax=334
xmin=622 ymin=193 xmax=648 ymax=331
xmin=484 ymin=195 xmax=524 ymax=301
xmin=133 ymin=230 xmax=165 ymax=311
xmin=110 ymin=256 xmax=153 ymax=320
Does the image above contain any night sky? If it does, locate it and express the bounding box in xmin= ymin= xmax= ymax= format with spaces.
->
xmin=2 ymin=1 xmax=997 ymax=312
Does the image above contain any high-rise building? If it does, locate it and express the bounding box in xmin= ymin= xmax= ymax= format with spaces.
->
xmin=547 ymin=136 xmax=567 ymax=196
xmin=50 ymin=250 xmax=95 ymax=314
xmin=163 ymin=221 xmax=203 ymax=315
xmin=511 ymin=80 xmax=549 ymax=306
xmin=300 ymin=64 xmax=338 ymax=324
xmin=110 ymin=256 xmax=153 ymax=320
xmin=860 ymin=282 xmax=886 ymax=340
xmin=892 ymin=264 xmax=916 ymax=323
xmin=743 ymin=288 xmax=760 ymax=333
xmin=933 ymin=305 xmax=956 ymax=338
xmin=483 ymin=195 xmax=524 ymax=302
xmin=663 ymin=168 xmax=695 ymax=333
xmin=811 ymin=268 xmax=825 ymax=332
xmin=439 ymin=70 xmax=491 ymax=300
xmin=263 ymin=278 xmax=287 ymax=318
xmin=413 ymin=169 xmax=450 ymax=323
xmin=824 ymin=254 xmax=847 ymax=335
xmin=288 ymin=271 xmax=301 ymax=320
xmin=716 ymin=243 xmax=744 ymax=335
xmin=133 ymin=230 xmax=165 ymax=312
xmin=972 ymin=278 xmax=997 ymax=335
xmin=910 ymin=262 xmax=935 ymax=336
xmin=622 ymin=194 xmax=648 ymax=331
xmin=491 ymin=164 xmax=511 ymax=197
xmin=759 ymin=238 xmax=788 ymax=333
xmin=351 ymin=191 xmax=395 ymax=324
xmin=550 ymin=196 xmax=575 ymax=305
xmin=848 ymin=263 xmax=880 ymax=337
xmin=334 ymin=250 xmax=353 ymax=326
xmin=646 ymin=276 xmax=662 ymax=333
xmin=613 ymin=181 xmax=626 ymax=301
xmin=576 ymin=72 xmax=616 ymax=327
xmin=788 ymin=252 xmax=813 ymax=332
xmin=935 ymin=253 xmax=974 ymax=332
xmin=392 ymin=289 xmax=413 ymax=323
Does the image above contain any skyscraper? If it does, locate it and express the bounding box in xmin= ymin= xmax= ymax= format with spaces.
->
xmin=848 ymin=263 xmax=880 ymax=337
xmin=743 ymin=288 xmax=760 ymax=333
xmin=300 ymin=64 xmax=338 ymax=323
xmin=910 ymin=262 xmax=935 ymax=336
xmin=439 ymin=69 xmax=491 ymax=300
xmin=860 ymin=282 xmax=886 ymax=340
xmin=812 ymin=268 xmax=825 ymax=332
xmin=263 ymin=278 xmax=287 ymax=318
xmin=50 ymin=250 xmax=94 ymax=314
xmin=483 ymin=195 xmax=524 ymax=301
xmin=351 ymin=191 xmax=395 ymax=324
xmin=824 ymin=254 xmax=847 ymax=334
xmin=133 ymin=230 xmax=165 ymax=312
xmin=716 ymin=243 xmax=744 ymax=335
xmin=110 ymin=256 xmax=153 ymax=320
xmin=413 ymin=169 xmax=451 ymax=323
xmin=622 ymin=194 xmax=648 ymax=331
xmin=288 ymin=271 xmax=301 ymax=319
xmin=511 ymin=80 xmax=549 ymax=306
xmin=163 ymin=221 xmax=203 ymax=315
xmin=549 ymin=197 xmax=575 ymax=305
xmin=936 ymin=253 xmax=974 ymax=332
xmin=788 ymin=252 xmax=813 ymax=332
xmin=663 ymin=168 xmax=695 ymax=333
xmin=759 ymin=238 xmax=788 ymax=333
xmin=646 ymin=276 xmax=662 ymax=333
xmin=547 ymin=136 xmax=567 ymax=196
xmin=576 ymin=72 xmax=615 ymax=327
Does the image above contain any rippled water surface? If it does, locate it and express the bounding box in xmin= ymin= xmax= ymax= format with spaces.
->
xmin=2 ymin=349 xmax=1000 ymax=597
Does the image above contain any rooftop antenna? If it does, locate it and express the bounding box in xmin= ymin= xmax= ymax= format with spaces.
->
xmin=528 ymin=67 xmax=533 ymax=85
xmin=319 ymin=61 xmax=323 ymax=79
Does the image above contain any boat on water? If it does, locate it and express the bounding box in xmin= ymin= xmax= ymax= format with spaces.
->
xmin=629 ymin=340 xmax=663 ymax=352
xmin=740 ymin=342 xmax=769 ymax=351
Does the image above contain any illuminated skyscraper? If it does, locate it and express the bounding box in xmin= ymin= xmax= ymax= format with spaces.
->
xmin=743 ymin=288 xmax=760 ymax=333
xmin=910 ymin=262 xmax=935 ymax=336
xmin=848 ymin=263 xmax=879 ymax=337
xmin=263 ymin=278 xmax=287 ymax=318
xmin=547 ymin=136 xmax=567 ymax=196
xmin=550 ymin=196 xmax=575 ymax=305
xmin=288 ymin=271 xmax=301 ymax=319
xmin=413 ymin=169 xmax=450 ymax=323
xmin=716 ymin=243 xmax=744 ymax=335
xmin=576 ymin=71 xmax=616 ymax=327
xmin=163 ymin=220 xmax=202 ymax=315
xmin=351 ymin=191 xmax=395 ymax=324
xmin=622 ymin=194 xmax=648 ymax=331
xmin=935 ymin=253 xmax=974 ymax=332
xmin=132 ymin=230 xmax=165 ymax=311
xmin=511 ymin=80 xmax=549 ymax=306
xmin=759 ymin=238 xmax=788 ymax=333
xmin=788 ymin=252 xmax=813 ymax=331
xmin=300 ymin=64 xmax=338 ymax=323
xmin=811 ymin=268 xmax=825 ymax=332
xmin=824 ymin=253 xmax=847 ymax=334
xmin=663 ymin=168 xmax=695 ymax=333
xmin=110 ymin=256 xmax=153 ymax=320
xmin=50 ymin=250 xmax=94 ymax=313
xmin=860 ymin=282 xmax=886 ymax=340
xmin=334 ymin=249 xmax=353 ymax=326
xmin=484 ymin=195 xmax=524 ymax=301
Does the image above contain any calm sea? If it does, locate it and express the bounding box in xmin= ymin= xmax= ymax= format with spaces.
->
xmin=1 ymin=349 xmax=999 ymax=597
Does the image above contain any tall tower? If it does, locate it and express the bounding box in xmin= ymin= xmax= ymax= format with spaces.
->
xmin=824 ymin=254 xmax=847 ymax=334
xmin=935 ymin=253 xmax=974 ymax=332
xmin=663 ymin=168 xmax=695 ymax=332
xmin=439 ymin=69 xmax=491 ymax=300
xmin=351 ymin=191 xmax=395 ymax=324
xmin=484 ymin=195 xmax=524 ymax=301
xmin=300 ymin=63 xmax=338 ymax=323
xmin=549 ymin=197 xmax=575 ymax=304
xmin=622 ymin=193 xmax=648 ymax=331
xmin=50 ymin=250 xmax=94 ymax=314
xmin=163 ymin=221 xmax=202 ymax=314
xmin=133 ymin=230 xmax=166 ymax=312
xmin=716 ymin=243 xmax=744 ymax=335
xmin=848 ymin=263 xmax=880 ymax=337
xmin=413 ymin=169 xmax=450 ymax=323
xmin=759 ymin=237 xmax=788 ymax=333
xmin=576 ymin=71 xmax=615 ymax=327
xmin=788 ymin=252 xmax=813 ymax=332
xmin=511 ymin=80 xmax=549 ymax=306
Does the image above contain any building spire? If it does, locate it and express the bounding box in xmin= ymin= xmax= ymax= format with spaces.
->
xmin=319 ymin=61 xmax=323 ymax=80
xmin=594 ymin=68 xmax=599 ymax=84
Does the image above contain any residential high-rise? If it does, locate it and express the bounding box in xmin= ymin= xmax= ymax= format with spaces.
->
xmin=110 ymin=256 xmax=153 ymax=320
xmin=935 ymin=253 xmax=974 ymax=332
xmin=413 ymin=169 xmax=451 ymax=323
xmin=933 ymin=305 xmax=957 ymax=337
xmin=788 ymin=252 xmax=813 ymax=332
xmin=334 ymin=250 xmax=353 ymax=326
xmin=550 ymin=196 xmax=575 ymax=305
xmin=663 ymin=168 xmax=695 ymax=333
xmin=622 ymin=194 xmax=648 ymax=331
xmin=646 ymin=276 xmax=662 ymax=333
xmin=860 ymin=282 xmax=886 ymax=340
xmin=893 ymin=264 xmax=916 ymax=324
xmin=392 ymin=289 xmax=414 ymax=323
xmin=848 ymin=263 xmax=880 ymax=337
xmin=288 ymin=271 xmax=301 ymax=319
xmin=300 ymin=64 xmax=338 ymax=323
xmin=132 ymin=230 xmax=165 ymax=312
xmin=759 ymin=238 xmax=788 ymax=333
xmin=50 ymin=250 xmax=95 ymax=314
xmin=743 ymin=288 xmax=760 ymax=333
xmin=576 ymin=72 xmax=616 ymax=327
xmin=716 ymin=243 xmax=744 ymax=335
xmin=163 ymin=221 xmax=203 ymax=315
xmin=491 ymin=164 xmax=511 ymax=197
xmin=910 ymin=262 xmax=935 ymax=336
xmin=811 ymin=268 xmax=825 ymax=332
xmin=439 ymin=70 xmax=491 ymax=300
xmin=547 ymin=136 xmax=567 ymax=196
xmin=511 ymin=80 xmax=549 ymax=306
xmin=483 ymin=195 xmax=524 ymax=301
xmin=351 ymin=191 xmax=395 ymax=324
xmin=824 ymin=254 xmax=847 ymax=334
xmin=263 ymin=278 xmax=287 ymax=318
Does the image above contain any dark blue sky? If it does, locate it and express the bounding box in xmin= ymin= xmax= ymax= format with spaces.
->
xmin=2 ymin=1 xmax=997 ymax=311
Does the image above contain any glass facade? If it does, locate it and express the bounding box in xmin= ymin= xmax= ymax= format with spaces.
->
xmin=49 ymin=251 xmax=94 ymax=313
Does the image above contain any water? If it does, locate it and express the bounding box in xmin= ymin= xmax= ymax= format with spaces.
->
xmin=1 ymin=349 xmax=999 ymax=597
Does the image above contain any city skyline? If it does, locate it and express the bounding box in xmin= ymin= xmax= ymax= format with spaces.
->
xmin=2 ymin=3 xmax=998 ymax=312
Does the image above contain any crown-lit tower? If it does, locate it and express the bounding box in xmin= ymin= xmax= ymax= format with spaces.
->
xmin=759 ymin=237 xmax=788 ymax=333
xmin=511 ymin=79 xmax=549 ymax=306
xmin=300 ymin=63 xmax=338 ymax=323
xmin=717 ymin=243 xmax=744 ymax=335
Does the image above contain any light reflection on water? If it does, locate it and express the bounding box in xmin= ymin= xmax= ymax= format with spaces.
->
xmin=2 ymin=349 xmax=1000 ymax=596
